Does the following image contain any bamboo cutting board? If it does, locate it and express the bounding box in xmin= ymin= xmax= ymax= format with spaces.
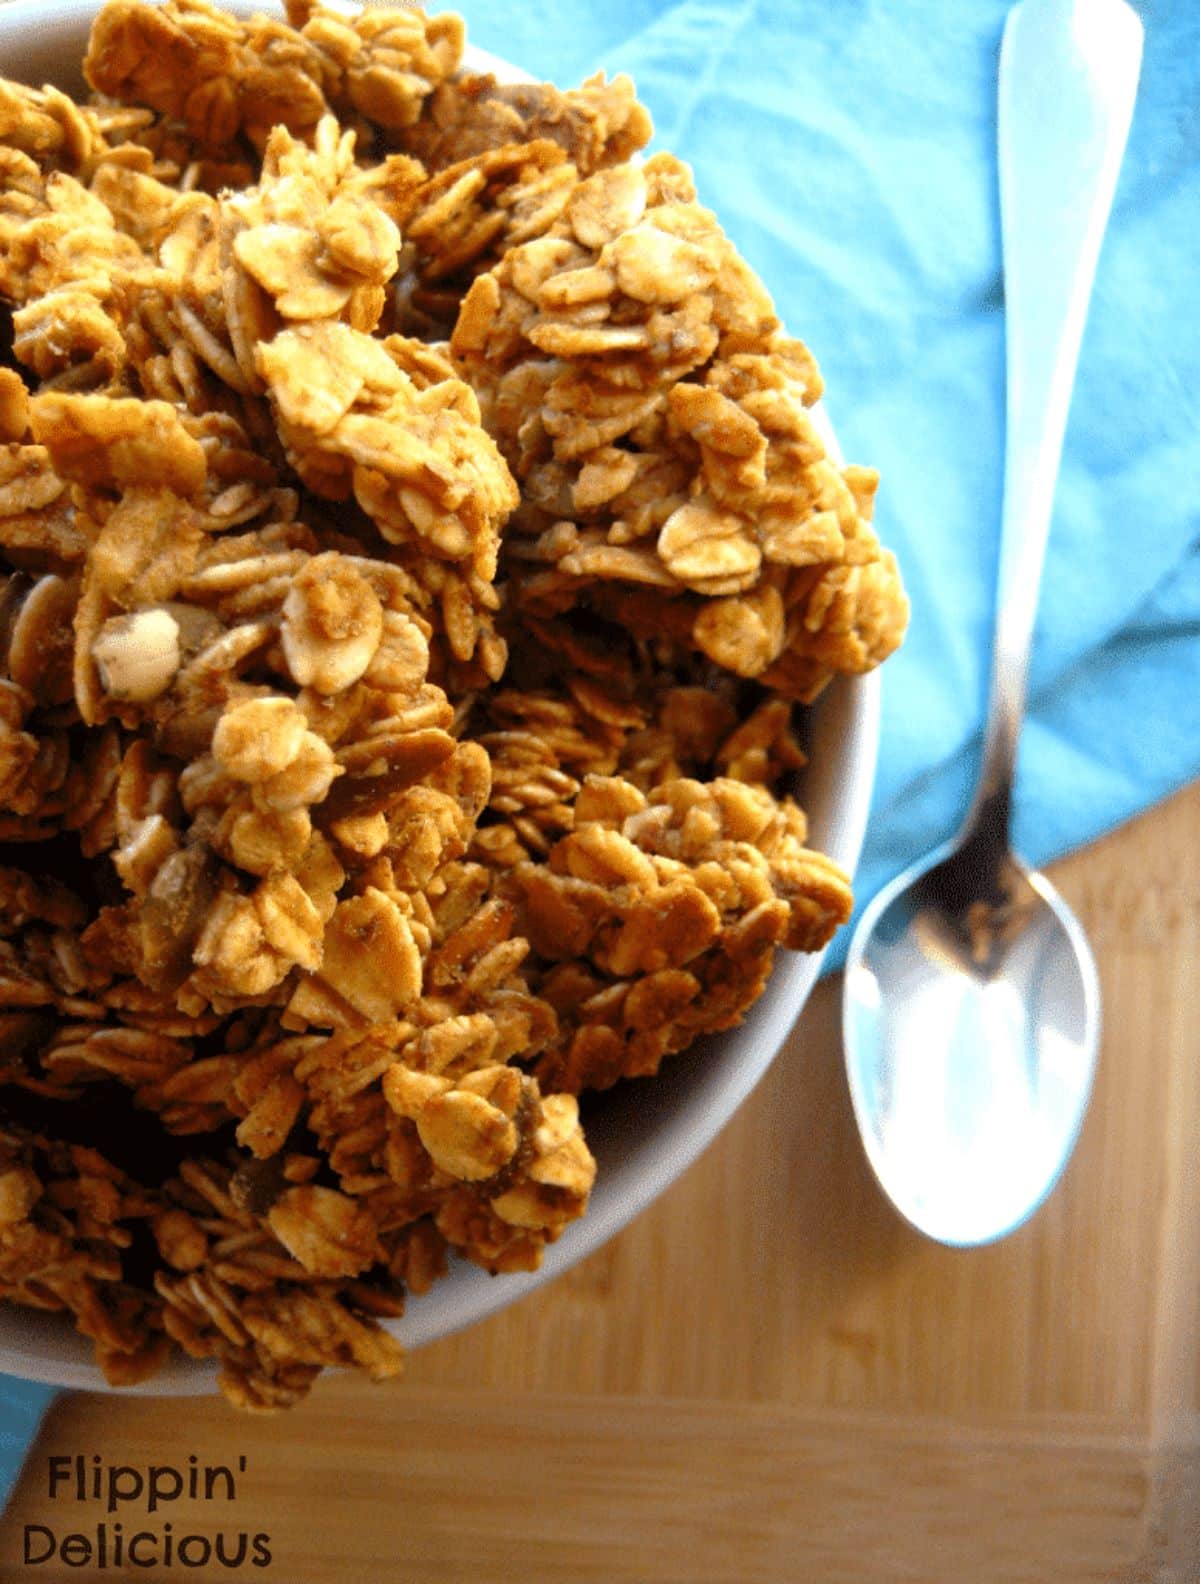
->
xmin=3 ymin=783 xmax=1198 ymax=1583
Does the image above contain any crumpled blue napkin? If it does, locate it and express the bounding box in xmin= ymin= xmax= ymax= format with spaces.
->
xmin=4 ymin=0 xmax=1198 ymax=1508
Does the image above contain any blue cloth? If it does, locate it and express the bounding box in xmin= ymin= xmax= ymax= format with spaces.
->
xmin=0 ymin=1375 xmax=55 ymax=1510
xmin=461 ymin=0 xmax=1200 ymax=968
xmin=3 ymin=0 xmax=1198 ymax=1507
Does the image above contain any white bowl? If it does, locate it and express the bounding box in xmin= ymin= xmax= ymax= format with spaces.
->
xmin=0 ymin=0 xmax=881 ymax=1393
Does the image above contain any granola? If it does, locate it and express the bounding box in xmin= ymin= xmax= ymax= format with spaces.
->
xmin=0 ymin=0 xmax=907 ymax=1409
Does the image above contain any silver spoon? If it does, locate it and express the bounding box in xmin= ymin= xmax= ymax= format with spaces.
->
xmin=842 ymin=0 xmax=1143 ymax=1247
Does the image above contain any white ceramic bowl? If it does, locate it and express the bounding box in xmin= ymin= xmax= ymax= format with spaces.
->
xmin=0 ymin=0 xmax=881 ymax=1393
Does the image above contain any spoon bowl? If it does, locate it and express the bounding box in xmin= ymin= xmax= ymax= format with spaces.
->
xmin=844 ymin=830 xmax=1100 ymax=1245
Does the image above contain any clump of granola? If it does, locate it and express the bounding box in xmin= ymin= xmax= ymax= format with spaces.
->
xmin=451 ymin=153 xmax=908 ymax=703
xmin=0 ymin=0 xmax=906 ymax=1410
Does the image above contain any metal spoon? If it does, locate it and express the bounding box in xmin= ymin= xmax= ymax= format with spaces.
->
xmin=842 ymin=0 xmax=1143 ymax=1247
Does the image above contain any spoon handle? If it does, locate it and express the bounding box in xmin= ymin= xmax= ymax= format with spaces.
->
xmin=972 ymin=0 xmax=1142 ymax=836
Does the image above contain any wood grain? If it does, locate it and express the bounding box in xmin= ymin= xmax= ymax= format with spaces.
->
xmin=3 ymin=783 xmax=1198 ymax=1583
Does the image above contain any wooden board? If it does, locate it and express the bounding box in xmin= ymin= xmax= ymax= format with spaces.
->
xmin=3 ymin=783 xmax=1198 ymax=1583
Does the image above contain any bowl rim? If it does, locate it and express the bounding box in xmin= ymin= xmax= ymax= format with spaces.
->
xmin=0 ymin=0 xmax=882 ymax=1393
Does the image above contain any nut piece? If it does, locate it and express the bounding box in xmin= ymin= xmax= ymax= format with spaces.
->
xmin=91 ymin=609 xmax=182 ymax=703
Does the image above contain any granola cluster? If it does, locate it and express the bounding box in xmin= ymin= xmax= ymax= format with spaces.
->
xmin=0 ymin=0 xmax=907 ymax=1409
